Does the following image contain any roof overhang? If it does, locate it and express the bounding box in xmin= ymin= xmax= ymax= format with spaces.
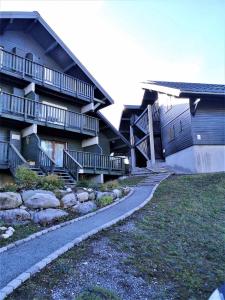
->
xmin=142 ymin=82 xmax=225 ymax=97
xmin=0 ymin=11 xmax=114 ymax=107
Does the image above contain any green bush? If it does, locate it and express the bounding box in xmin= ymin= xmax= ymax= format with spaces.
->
xmin=96 ymin=195 xmax=114 ymax=208
xmin=15 ymin=166 xmax=39 ymax=189
xmin=2 ymin=183 xmax=19 ymax=192
xmin=76 ymin=179 xmax=90 ymax=188
xmin=99 ymin=180 xmax=119 ymax=192
xmin=38 ymin=174 xmax=64 ymax=191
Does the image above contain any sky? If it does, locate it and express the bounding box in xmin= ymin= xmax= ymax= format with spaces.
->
xmin=0 ymin=0 xmax=224 ymax=128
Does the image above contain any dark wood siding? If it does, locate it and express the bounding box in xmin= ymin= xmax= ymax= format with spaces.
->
xmin=191 ymin=96 xmax=225 ymax=145
xmin=159 ymin=94 xmax=193 ymax=156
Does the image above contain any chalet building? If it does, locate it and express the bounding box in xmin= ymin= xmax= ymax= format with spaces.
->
xmin=0 ymin=11 xmax=130 ymax=185
xmin=120 ymin=81 xmax=225 ymax=173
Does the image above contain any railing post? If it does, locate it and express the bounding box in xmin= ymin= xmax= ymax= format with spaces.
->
xmin=80 ymin=114 xmax=84 ymax=133
xmin=24 ymin=98 xmax=27 ymax=121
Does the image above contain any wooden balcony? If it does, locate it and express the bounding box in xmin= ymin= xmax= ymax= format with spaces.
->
xmin=68 ymin=150 xmax=125 ymax=175
xmin=0 ymin=49 xmax=94 ymax=101
xmin=0 ymin=92 xmax=99 ymax=136
xmin=0 ymin=142 xmax=125 ymax=177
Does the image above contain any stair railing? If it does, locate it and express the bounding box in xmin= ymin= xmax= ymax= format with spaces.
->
xmin=37 ymin=145 xmax=55 ymax=174
xmin=63 ymin=149 xmax=83 ymax=181
xmin=8 ymin=143 xmax=29 ymax=176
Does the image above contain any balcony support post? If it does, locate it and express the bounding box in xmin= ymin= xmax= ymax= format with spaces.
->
xmin=147 ymin=104 xmax=156 ymax=165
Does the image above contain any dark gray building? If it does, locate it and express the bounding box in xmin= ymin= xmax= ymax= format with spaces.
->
xmin=0 ymin=11 xmax=129 ymax=185
xmin=120 ymin=81 xmax=225 ymax=173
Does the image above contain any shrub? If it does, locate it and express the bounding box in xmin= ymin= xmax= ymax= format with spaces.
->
xmin=39 ymin=174 xmax=64 ymax=191
xmin=2 ymin=183 xmax=19 ymax=192
xmin=99 ymin=180 xmax=119 ymax=192
xmin=96 ymin=195 xmax=114 ymax=208
xmin=15 ymin=166 xmax=39 ymax=189
xmin=76 ymin=179 xmax=90 ymax=188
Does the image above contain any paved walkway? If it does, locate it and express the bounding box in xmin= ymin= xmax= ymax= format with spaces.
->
xmin=0 ymin=174 xmax=169 ymax=290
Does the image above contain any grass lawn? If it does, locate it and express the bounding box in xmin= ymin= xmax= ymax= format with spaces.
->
xmin=8 ymin=173 xmax=225 ymax=300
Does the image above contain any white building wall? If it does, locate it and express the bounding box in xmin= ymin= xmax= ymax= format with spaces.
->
xmin=166 ymin=145 xmax=225 ymax=173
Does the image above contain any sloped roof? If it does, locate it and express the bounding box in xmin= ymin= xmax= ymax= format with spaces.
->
xmin=143 ymin=80 xmax=225 ymax=96
xmin=0 ymin=11 xmax=114 ymax=106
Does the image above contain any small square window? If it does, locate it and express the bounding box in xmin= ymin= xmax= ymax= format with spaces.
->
xmin=179 ymin=120 xmax=183 ymax=132
xmin=168 ymin=125 xmax=175 ymax=142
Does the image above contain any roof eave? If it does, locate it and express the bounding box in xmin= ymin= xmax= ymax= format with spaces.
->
xmin=0 ymin=11 xmax=114 ymax=106
xmin=142 ymin=83 xmax=181 ymax=97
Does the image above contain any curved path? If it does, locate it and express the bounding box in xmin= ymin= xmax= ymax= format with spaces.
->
xmin=0 ymin=173 xmax=169 ymax=299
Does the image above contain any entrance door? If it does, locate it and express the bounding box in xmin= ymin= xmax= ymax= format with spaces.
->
xmin=41 ymin=140 xmax=66 ymax=167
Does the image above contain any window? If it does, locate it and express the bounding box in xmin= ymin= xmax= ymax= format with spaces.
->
xmin=166 ymin=96 xmax=173 ymax=111
xmin=44 ymin=67 xmax=54 ymax=85
xmin=0 ymin=46 xmax=4 ymax=67
xmin=179 ymin=120 xmax=183 ymax=132
xmin=168 ymin=125 xmax=175 ymax=142
xmin=40 ymin=101 xmax=67 ymax=125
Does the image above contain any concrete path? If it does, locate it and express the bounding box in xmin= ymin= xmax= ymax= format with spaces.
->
xmin=0 ymin=173 xmax=169 ymax=294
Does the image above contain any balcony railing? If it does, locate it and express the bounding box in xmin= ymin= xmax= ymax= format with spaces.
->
xmin=68 ymin=150 xmax=125 ymax=173
xmin=0 ymin=49 xmax=94 ymax=101
xmin=0 ymin=92 xmax=99 ymax=135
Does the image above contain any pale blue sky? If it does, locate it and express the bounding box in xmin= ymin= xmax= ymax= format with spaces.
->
xmin=1 ymin=0 xmax=224 ymax=127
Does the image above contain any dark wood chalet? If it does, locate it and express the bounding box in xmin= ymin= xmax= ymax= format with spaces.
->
xmin=120 ymin=81 xmax=225 ymax=173
xmin=0 ymin=11 xmax=130 ymax=185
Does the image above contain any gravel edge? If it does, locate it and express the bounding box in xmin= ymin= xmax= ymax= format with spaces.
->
xmin=0 ymin=174 xmax=170 ymax=300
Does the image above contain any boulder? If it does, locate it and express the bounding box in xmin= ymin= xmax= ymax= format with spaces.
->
xmin=0 ymin=192 xmax=22 ymax=210
xmin=96 ymin=191 xmax=115 ymax=200
xmin=88 ymin=192 xmax=96 ymax=201
xmin=22 ymin=190 xmax=55 ymax=202
xmin=24 ymin=193 xmax=60 ymax=209
xmin=0 ymin=209 xmax=31 ymax=224
xmin=71 ymin=201 xmax=97 ymax=215
xmin=31 ymin=208 xmax=68 ymax=225
xmin=61 ymin=193 xmax=77 ymax=208
xmin=112 ymin=189 xmax=122 ymax=199
xmin=122 ymin=187 xmax=131 ymax=195
xmin=77 ymin=192 xmax=89 ymax=203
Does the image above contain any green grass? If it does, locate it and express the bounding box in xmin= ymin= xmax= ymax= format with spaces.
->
xmin=75 ymin=286 xmax=121 ymax=300
xmin=118 ymin=176 xmax=146 ymax=187
xmin=109 ymin=173 xmax=225 ymax=299
xmin=7 ymin=173 xmax=225 ymax=300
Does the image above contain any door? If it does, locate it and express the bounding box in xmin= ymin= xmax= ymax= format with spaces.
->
xmin=41 ymin=140 xmax=66 ymax=167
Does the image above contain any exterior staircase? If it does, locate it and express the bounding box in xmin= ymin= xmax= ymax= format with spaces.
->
xmin=52 ymin=167 xmax=76 ymax=187
xmin=29 ymin=166 xmax=45 ymax=177
xmin=138 ymin=172 xmax=170 ymax=187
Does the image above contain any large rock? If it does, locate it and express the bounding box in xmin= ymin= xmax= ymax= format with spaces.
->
xmin=24 ymin=193 xmax=60 ymax=209
xmin=22 ymin=190 xmax=55 ymax=202
xmin=61 ymin=193 xmax=77 ymax=208
xmin=0 ymin=209 xmax=31 ymax=224
xmin=122 ymin=187 xmax=131 ymax=196
xmin=31 ymin=208 xmax=68 ymax=225
xmin=71 ymin=201 xmax=97 ymax=215
xmin=0 ymin=192 xmax=22 ymax=210
xmin=77 ymin=192 xmax=89 ymax=203
xmin=88 ymin=192 xmax=96 ymax=201
xmin=112 ymin=189 xmax=122 ymax=199
xmin=96 ymin=191 xmax=115 ymax=200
